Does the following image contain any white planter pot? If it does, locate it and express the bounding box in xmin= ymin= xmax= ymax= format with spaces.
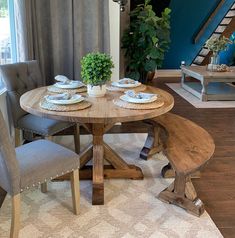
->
xmin=87 ymin=84 xmax=106 ymax=97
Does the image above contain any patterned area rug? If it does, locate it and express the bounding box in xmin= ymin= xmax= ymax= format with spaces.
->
xmin=0 ymin=134 xmax=222 ymax=238
xmin=166 ymin=83 xmax=235 ymax=108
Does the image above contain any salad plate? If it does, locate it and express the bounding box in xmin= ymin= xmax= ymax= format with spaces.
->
xmin=111 ymin=78 xmax=141 ymax=88
xmin=54 ymin=81 xmax=85 ymax=89
xmin=45 ymin=93 xmax=84 ymax=105
xmin=120 ymin=95 xmax=157 ymax=104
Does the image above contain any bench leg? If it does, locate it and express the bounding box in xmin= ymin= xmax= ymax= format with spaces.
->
xmin=140 ymin=122 xmax=163 ymax=160
xmin=161 ymin=163 xmax=175 ymax=178
xmin=157 ymin=173 xmax=205 ymax=217
xmin=161 ymin=163 xmax=201 ymax=179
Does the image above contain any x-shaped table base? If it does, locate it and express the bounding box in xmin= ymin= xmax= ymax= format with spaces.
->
xmin=56 ymin=120 xmax=163 ymax=205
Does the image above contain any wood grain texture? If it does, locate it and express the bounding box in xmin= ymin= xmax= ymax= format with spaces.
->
xmin=10 ymin=194 xmax=21 ymax=238
xmin=20 ymin=85 xmax=173 ymax=206
xmin=152 ymin=79 xmax=235 ymax=236
xmin=55 ymin=165 xmax=144 ymax=181
xmin=152 ymin=113 xmax=215 ymax=175
xmin=104 ymin=142 xmax=130 ymax=169
xmin=182 ymin=66 xmax=235 ymax=80
xmin=20 ymin=86 xmax=174 ymax=124
xmin=158 ymin=179 xmax=205 ymax=217
xmin=73 ymin=123 xmax=80 ymax=154
xmin=153 ymin=112 xmax=213 ymax=216
xmin=55 ymin=121 xmax=160 ymax=160
xmin=161 ymin=163 xmax=201 ymax=179
xmin=79 ymin=143 xmax=93 ymax=168
xmin=70 ymin=169 xmax=80 ymax=215
xmin=154 ymin=69 xmax=181 ymax=79
xmin=140 ymin=120 xmax=163 ymax=160
xmin=92 ymin=124 xmax=105 ymax=205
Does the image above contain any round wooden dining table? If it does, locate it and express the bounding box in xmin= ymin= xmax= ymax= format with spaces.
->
xmin=20 ymin=85 xmax=174 ymax=205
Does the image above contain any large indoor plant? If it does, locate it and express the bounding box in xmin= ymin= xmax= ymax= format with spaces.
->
xmin=81 ymin=52 xmax=114 ymax=97
xmin=122 ymin=0 xmax=171 ymax=82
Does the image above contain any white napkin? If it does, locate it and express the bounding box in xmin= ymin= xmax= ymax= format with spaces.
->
xmin=118 ymin=78 xmax=136 ymax=85
xmin=47 ymin=93 xmax=71 ymax=101
xmin=55 ymin=75 xmax=70 ymax=84
xmin=125 ymin=90 xmax=157 ymax=100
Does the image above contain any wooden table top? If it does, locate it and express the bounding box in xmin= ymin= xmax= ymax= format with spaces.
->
xmin=20 ymin=86 xmax=174 ymax=124
xmin=182 ymin=66 xmax=235 ymax=79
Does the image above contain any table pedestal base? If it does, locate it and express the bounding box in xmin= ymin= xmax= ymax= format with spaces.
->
xmin=78 ymin=165 xmax=143 ymax=180
xmin=55 ymin=123 xmax=144 ymax=205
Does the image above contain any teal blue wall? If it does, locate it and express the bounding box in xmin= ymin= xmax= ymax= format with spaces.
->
xmin=163 ymin=0 xmax=235 ymax=69
xmin=219 ymin=32 xmax=235 ymax=65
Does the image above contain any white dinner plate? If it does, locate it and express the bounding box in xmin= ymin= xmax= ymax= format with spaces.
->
xmin=54 ymin=81 xmax=85 ymax=89
xmin=45 ymin=94 xmax=85 ymax=105
xmin=120 ymin=95 xmax=158 ymax=104
xmin=111 ymin=81 xmax=141 ymax=88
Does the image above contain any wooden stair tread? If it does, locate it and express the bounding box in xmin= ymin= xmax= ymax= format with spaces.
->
xmin=221 ymin=18 xmax=232 ymax=24
xmin=226 ymin=11 xmax=235 ymax=17
xmin=152 ymin=113 xmax=215 ymax=175
xmin=192 ymin=2 xmax=235 ymax=66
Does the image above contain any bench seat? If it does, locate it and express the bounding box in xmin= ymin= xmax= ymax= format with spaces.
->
xmin=150 ymin=113 xmax=215 ymax=216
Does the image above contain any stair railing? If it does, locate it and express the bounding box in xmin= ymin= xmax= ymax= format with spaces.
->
xmin=193 ymin=0 xmax=226 ymax=44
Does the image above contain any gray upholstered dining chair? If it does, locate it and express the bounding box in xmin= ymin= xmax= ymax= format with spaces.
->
xmin=0 ymin=61 xmax=80 ymax=152
xmin=0 ymin=110 xmax=80 ymax=238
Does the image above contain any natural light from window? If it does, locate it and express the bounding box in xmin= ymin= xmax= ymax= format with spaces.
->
xmin=0 ymin=0 xmax=11 ymax=64
xmin=0 ymin=0 xmax=15 ymax=90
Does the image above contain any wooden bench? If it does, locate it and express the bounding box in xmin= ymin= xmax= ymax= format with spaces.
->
xmin=150 ymin=113 xmax=215 ymax=216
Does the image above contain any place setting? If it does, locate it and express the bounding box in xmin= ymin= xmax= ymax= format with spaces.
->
xmin=107 ymin=78 xmax=147 ymax=92
xmin=47 ymin=75 xmax=87 ymax=94
xmin=113 ymin=89 xmax=164 ymax=110
xmin=40 ymin=92 xmax=91 ymax=112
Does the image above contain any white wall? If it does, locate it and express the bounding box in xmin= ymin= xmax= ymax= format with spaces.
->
xmin=109 ymin=1 xmax=130 ymax=80
xmin=109 ymin=1 xmax=120 ymax=82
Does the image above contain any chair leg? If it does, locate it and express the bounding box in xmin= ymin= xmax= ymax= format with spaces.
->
xmin=0 ymin=186 xmax=7 ymax=208
xmin=70 ymin=169 xmax=80 ymax=215
xmin=74 ymin=124 xmax=80 ymax=154
xmin=41 ymin=183 xmax=48 ymax=193
xmin=10 ymin=194 xmax=21 ymax=238
xmin=15 ymin=129 xmax=21 ymax=147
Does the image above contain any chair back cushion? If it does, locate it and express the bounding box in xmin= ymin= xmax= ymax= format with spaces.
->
xmin=0 ymin=110 xmax=20 ymax=195
xmin=0 ymin=61 xmax=44 ymax=127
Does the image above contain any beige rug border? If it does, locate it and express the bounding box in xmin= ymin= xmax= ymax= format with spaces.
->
xmin=166 ymin=83 xmax=235 ymax=109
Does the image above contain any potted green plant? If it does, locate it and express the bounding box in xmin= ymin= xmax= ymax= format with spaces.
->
xmin=205 ymin=35 xmax=233 ymax=71
xmin=122 ymin=0 xmax=171 ymax=82
xmin=81 ymin=52 xmax=114 ymax=97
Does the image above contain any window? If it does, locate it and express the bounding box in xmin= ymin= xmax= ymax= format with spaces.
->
xmin=0 ymin=0 xmax=16 ymax=90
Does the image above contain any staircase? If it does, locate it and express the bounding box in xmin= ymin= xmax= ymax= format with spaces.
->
xmin=192 ymin=2 xmax=235 ymax=66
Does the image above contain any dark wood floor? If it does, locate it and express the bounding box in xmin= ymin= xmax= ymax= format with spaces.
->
xmin=153 ymin=79 xmax=235 ymax=238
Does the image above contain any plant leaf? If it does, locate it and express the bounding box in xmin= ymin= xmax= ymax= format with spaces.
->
xmin=144 ymin=60 xmax=157 ymax=71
